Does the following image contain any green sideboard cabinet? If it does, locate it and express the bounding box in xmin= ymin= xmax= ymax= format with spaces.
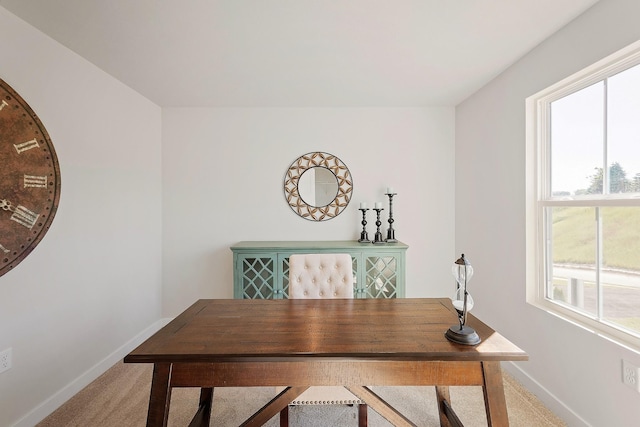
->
xmin=231 ymin=240 xmax=408 ymax=299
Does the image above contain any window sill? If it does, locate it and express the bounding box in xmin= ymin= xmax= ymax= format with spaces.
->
xmin=526 ymin=296 xmax=640 ymax=355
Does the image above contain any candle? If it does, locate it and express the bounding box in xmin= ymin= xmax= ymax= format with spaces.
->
xmin=387 ymin=187 xmax=395 ymax=194
xmin=359 ymin=202 xmax=367 ymax=209
xmin=375 ymin=202 xmax=382 ymax=209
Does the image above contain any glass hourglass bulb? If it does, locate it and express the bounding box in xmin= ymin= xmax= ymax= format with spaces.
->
xmin=451 ymin=263 xmax=473 ymax=286
xmin=451 ymin=255 xmax=474 ymax=316
xmin=452 ymin=287 xmax=474 ymax=315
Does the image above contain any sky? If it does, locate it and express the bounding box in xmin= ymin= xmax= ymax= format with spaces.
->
xmin=551 ymin=63 xmax=640 ymax=195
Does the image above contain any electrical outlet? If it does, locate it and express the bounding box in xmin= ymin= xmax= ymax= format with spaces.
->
xmin=0 ymin=348 xmax=11 ymax=374
xmin=622 ymin=359 xmax=640 ymax=392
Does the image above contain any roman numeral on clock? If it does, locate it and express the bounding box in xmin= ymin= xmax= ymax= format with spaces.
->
xmin=24 ymin=175 xmax=48 ymax=188
xmin=14 ymin=138 xmax=39 ymax=154
xmin=0 ymin=243 xmax=9 ymax=254
xmin=0 ymin=99 xmax=7 ymax=111
xmin=11 ymin=205 xmax=39 ymax=229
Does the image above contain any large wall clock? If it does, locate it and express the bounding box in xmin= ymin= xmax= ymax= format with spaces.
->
xmin=0 ymin=78 xmax=61 ymax=277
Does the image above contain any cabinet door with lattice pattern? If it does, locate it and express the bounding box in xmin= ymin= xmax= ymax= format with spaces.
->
xmin=234 ymin=254 xmax=280 ymax=299
xmin=362 ymin=254 xmax=403 ymax=298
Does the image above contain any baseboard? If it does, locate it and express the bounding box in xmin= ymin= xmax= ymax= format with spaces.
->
xmin=11 ymin=317 xmax=172 ymax=427
xmin=503 ymin=362 xmax=592 ymax=427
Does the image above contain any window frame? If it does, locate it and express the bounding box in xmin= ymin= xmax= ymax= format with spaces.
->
xmin=526 ymin=40 xmax=640 ymax=352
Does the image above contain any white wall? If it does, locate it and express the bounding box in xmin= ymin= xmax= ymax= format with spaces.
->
xmin=0 ymin=9 xmax=163 ymax=427
xmin=456 ymin=0 xmax=640 ymax=425
xmin=162 ymin=107 xmax=455 ymax=316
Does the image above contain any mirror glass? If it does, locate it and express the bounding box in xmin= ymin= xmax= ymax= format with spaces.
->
xmin=284 ymin=152 xmax=352 ymax=221
xmin=298 ymin=167 xmax=339 ymax=207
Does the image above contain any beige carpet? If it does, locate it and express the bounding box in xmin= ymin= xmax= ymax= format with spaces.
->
xmin=37 ymin=361 xmax=566 ymax=426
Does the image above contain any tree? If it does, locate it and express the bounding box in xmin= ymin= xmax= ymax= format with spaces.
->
xmin=631 ymin=173 xmax=640 ymax=192
xmin=586 ymin=167 xmax=603 ymax=194
xmin=586 ymin=162 xmax=630 ymax=194
xmin=609 ymin=162 xmax=628 ymax=193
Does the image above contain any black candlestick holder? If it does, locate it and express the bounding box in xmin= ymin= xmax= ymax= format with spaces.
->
xmin=372 ymin=208 xmax=385 ymax=244
xmin=358 ymin=208 xmax=370 ymax=243
xmin=385 ymin=192 xmax=398 ymax=243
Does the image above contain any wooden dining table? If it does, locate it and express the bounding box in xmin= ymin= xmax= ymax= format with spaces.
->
xmin=124 ymin=298 xmax=528 ymax=427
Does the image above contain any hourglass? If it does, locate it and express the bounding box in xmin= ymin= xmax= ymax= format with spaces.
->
xmin=445 ymin=254 xmax=481 ymax=345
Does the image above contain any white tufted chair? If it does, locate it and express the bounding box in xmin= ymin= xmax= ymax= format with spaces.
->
xmin=280 ymin=253 xmax=367 ymax=427
xmin=288 ymin=253 xmax=355 ymax=299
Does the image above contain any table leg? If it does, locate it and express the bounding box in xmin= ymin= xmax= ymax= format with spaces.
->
xmin=146 ymin=363 xmax=172 ymax=427
xmin=435 ymin=385 xmax=464 ymax=427
xmin=279 ymin=405 xmax=289 ymax=427
xmin=358 ymin=403 xmax=368 ymax=427
xmin=241 ymin=386 xmax=308 ymax=427
xmin=188 ymin=387 xmax=213 ymax=427
xmin=481 ymin=361 xmax=509 ymax=427
xmin=346 ymin=386 xmax=416 ymax=427
xmin=435 ymin=386 xmax=451 ymax=427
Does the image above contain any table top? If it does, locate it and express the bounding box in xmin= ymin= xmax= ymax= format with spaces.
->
xmin=124 ymin=298 xmax=527 ymax=364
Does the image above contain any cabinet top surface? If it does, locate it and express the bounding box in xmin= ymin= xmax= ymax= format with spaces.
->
xmin=231 ymin=240 xmax=408 ymax=251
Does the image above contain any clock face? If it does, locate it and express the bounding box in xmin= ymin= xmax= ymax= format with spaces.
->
xmin=0 ymin=78 xmax=61 ymax=277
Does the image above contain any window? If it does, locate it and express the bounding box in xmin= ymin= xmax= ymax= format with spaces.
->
xmin=526 ymin=41 xmax=640 ymax=350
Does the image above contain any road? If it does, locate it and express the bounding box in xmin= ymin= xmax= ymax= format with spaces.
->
xmin=552 ymin=265 xmax=640 ymax=319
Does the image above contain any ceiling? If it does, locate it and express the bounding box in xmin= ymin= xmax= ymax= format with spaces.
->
xmin=0 ymin=0 xmax=599 ymax=107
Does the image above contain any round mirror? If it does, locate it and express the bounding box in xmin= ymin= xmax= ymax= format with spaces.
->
xmin=298 ymin=166 xmax=339 ymax=207
xmin=284 ymin=152 xmax=352 ymax=221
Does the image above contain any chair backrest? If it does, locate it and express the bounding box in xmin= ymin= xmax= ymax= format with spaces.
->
xmin=288 ymin=253 xmax=354 ymax=299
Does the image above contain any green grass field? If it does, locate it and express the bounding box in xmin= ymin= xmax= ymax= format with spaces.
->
xmin=552 ymin=206 xmax=640 ymax=270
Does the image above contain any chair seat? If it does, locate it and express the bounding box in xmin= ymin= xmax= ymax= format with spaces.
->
xmin=277 ymin=386 xmax=363 ymax=405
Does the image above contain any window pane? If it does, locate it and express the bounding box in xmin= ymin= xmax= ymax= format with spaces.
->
xmin=549 ymin=207 xmax=597 ymax=316
xmin=608 ymin=64 xmax=640 ymax=194
xmin=550 ymin=83 xmax=604 ymax=196
xmin=601 ymin=207 xmax=640 ymax=335
xmin=531 ymin=43 xmax=640 ymax=349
